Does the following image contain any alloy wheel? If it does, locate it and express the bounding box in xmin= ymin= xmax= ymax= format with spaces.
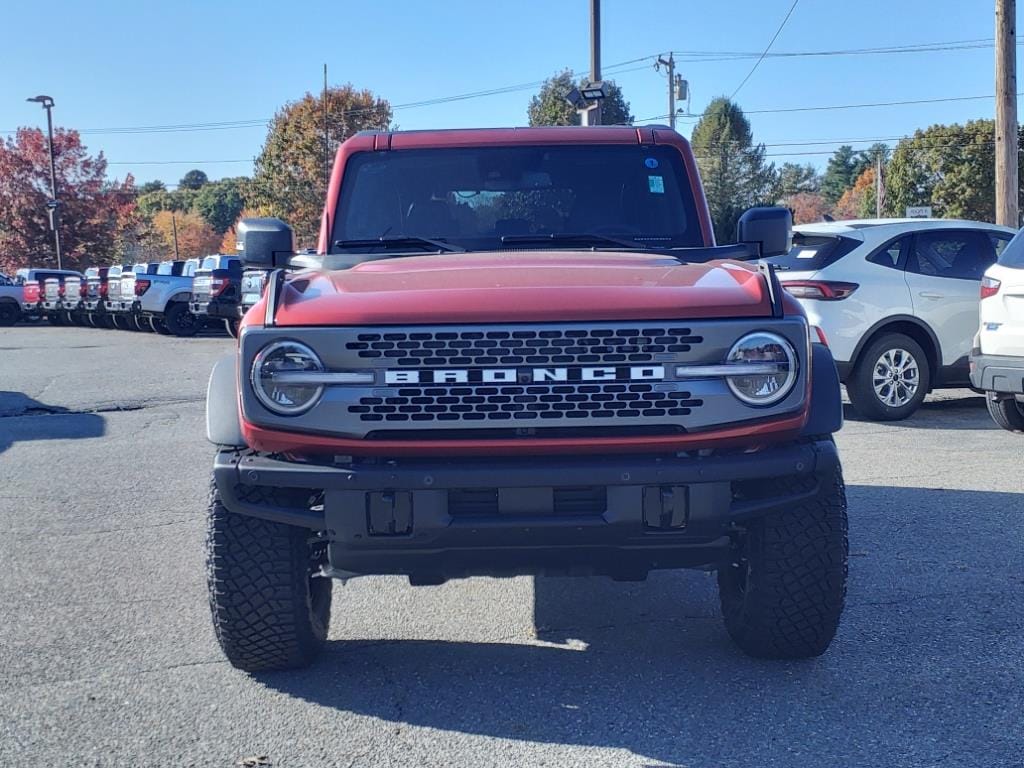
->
xmin=872 ymin=348 xmax=920 ymax=407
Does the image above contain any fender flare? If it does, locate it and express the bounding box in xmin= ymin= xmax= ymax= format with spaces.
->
xmin=848 ymin=314 xmax=942 ymax=372
xmin=168 ymin=290 xmax=192 ymax=304
xmin=206 ymin=353 xmax=246 ymax=447
xmin=800 ymin=343 xmax=844 ymax=437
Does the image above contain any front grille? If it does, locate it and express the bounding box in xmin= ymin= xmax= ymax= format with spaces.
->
xmin=346 ymin=326 xmax=702 ymax=367
xmin=448 ymin=486 xmax=607 ymax=517
xmin=193 ymin=276 xmax=212 ymax=300
xmin=349 ymin=382 xmax=703 ymax=423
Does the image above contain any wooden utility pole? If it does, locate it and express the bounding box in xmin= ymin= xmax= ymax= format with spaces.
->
xmin=658 ymin=53 xmax=677 ymax=129
xmin=996 ymin=0 xmax=1018 ymax=226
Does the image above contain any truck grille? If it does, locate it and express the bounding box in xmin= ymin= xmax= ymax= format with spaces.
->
xmin=350 ymin=383 xmax=702 ymax=423
xmin=346 ymin=326 xmax=702 ymax=367
xmin=193 ymin=276 xmax=212 ymax=300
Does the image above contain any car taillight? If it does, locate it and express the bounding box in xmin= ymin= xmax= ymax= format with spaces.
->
xmin=135 ymin=279 xmax=151 ymax=296
xmin=981 ymin=276 xmax=1001 ymax=299
xmin=211 ymin=276 xmax=229 ymax=296
xmin=24 ymin=284 xmax=39 ymax=302
xmin=58 ymin=284 xmax=66 ymax=297
xmin=812 ymin=325 xmax=829 ymax=346
xmin=100 ymin=282 xmax=108 ymax=298
xmin=783 ymin=281 xmax=859 ymax=300
xmin=79 ymin=283 xmax=88 ymax=298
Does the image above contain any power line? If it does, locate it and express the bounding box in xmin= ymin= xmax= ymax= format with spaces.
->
xmin=730 ymin=0 xmax=800 ymax=99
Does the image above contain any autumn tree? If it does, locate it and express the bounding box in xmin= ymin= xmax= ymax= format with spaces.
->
xmin=884 ymin=120 xmax=1024 ymax=221
xmin=833 ymin=167 xmax=878 ymax=220
xmin=690 ymin=98 xmax=777 ymax=243
xmin=784 ymin=191 xmax=831 ymax=224
xmin=218 ymin=209 xmax=258 ymax=254
xmin=249 ymin=84 xmax=392 ymax=246
xmin=0 ymin=127 xmax=132 ymax=272
xmin=527 ymin=70 xmax=633 ymax=127
xmin=150 ymin=210 xmax=221 ymax=259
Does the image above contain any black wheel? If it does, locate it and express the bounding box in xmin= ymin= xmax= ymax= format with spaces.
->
xmin=846 ymin=333 xmax=930 ymax=421
xmin=164 ymin=302 xmax=200 ymax=337
xmin=206 ymin=477 xmax=331 ymax=672
xmin=47 ymin=312 xmax=65 ymax=326
xmin=224 ymin=318 xmax=240 ymax=338
xmin=129 ymin=314 xmax=149 ymax=332
xmin=0 ymin=300 xmax=21 ymax=327
xmin=111 ymin=314 xmax=130 ymax=330
xmin=718 ymin=461 xmax=848 ymax=659
xmin=985 ymin=394 xmax=1024 ymax=433
xmin=70 ymin=312 xmax=87 ymax=326
xmin=149 ymin=316 xmax=172 ymax=335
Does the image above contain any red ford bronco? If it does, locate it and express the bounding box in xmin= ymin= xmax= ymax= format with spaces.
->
xmin=205 ymin=126 xmax=848 ymax=672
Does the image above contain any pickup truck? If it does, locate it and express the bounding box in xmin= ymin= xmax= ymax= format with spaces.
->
xmin=9 ymin=268 xmax=82 ymax=325
xmin=61 ymin=274 xmax=90 ymax=325
xmin=0 ymin=273 xmax=24 ymax=326
xmin=82 ymin=267 xmax=114 ymax=328
xmin=191 ymin=254 xmax=243 ymax=336
xmin=134 ymin=258 xmax=202 ymax=336
xmin=118 ymin=262 xmax=160 ymax=331
xmin=205 ymin=126 xmax=848 ymax=672
xmin=42 ymin=272 xmax=84 ymax=325
xmin=104 ymin=265 xmax=132 ymax=329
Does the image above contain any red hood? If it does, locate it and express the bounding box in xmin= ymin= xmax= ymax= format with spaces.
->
xmin=270 ymin=252 xmax=773 ymax=326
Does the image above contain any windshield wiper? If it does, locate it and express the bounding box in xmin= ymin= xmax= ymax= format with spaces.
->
xmin=500 ymin=233 xmax=646 ymax=250
xmin=333 ymin=237 xmax=464 ymax=253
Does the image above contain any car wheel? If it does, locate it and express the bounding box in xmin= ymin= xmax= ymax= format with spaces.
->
xmin=164 ymin=302 xmax=200 ymax=337
xmin=149 ymin=316 xmax=172 ymax=335
xmin=846 ymin=333 xmax=930 ymax=421
xmin=224 ymin=318 xmax=240 ymax=338
xmin=985 ymin=394 xmax=1024 ymax=433
xmin=47 ymin=312 xmax=65 ymax=326
xmin=206 ymin=476 xmax=331 ymax=672
xmin=0 ymin=301 xmax=21 ymax=327
xmin=718 ymin=458 xmax=848 ymax=659
xmin=111 ymin=315 xmax=129 ymax=330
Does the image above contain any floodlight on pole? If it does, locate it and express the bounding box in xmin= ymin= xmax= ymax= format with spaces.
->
xmin=26 ymin=94 xmax=62 ymax=269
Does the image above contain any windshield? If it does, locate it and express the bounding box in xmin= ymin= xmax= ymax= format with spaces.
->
xmin=329 ymin=144 xmax=702 ymax=258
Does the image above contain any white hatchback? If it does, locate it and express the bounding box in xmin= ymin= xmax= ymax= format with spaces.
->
xmin=971 ymin=229 xmax=1024 ymax=432
xmin=770 ymin=219 xmax=1015 ymax=420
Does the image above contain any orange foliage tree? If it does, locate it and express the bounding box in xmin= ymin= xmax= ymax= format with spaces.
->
xmin=833 ymin=167 xmax=877 ymax=220
xmin=151 ymin=210 xmax=221 ymax=259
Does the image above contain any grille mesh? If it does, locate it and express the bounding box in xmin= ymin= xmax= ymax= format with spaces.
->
xmin=349 ymin=383 xmax=702 ymax=423
xmin=346 ymin=327 xmax=703 ymax=367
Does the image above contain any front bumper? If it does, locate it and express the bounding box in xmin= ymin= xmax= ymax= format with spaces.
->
xmin=214 ymin=438 xmax=839 ymax=580
xmin=970 ymin=351 xmax=1024 ymax=394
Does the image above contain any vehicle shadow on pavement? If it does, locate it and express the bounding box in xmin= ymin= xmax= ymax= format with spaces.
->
xmin=0 ymin=391 xmax=105 ymax=455
xmin=842 ymin=395 xmax=997 ymax=430
xmin=256 ymin=484 xmax=1023 ymax=767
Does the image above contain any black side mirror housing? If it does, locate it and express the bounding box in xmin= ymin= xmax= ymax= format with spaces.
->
xmin=235 ymin=218 xmax=295 ymax=269
xmin=737 ymin=207 xmax=793 ymax=257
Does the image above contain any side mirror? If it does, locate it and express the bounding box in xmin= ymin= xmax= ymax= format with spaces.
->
xmin=737 ymin=207 xmax=792 ymax=257
xmin=235 ymin=218 xmax=295 ymax=269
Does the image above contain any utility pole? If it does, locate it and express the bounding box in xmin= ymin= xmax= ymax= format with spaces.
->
xmin=657 ymin=53 xmax=677 ymax=129
xmin=26 ymin=95 xmax=62 ymax=270
xmin=996 ymin=0 xmax=1018 ymax=226
xmin=586 ymin=0 xmax=602 ymax=126
xmin=171 ymin=212 xmax=180 ymax=260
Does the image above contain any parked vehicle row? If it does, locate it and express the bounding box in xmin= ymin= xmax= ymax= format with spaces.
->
xmin=6 ymin=255 xmax=246 ymax=336
xmin=770 ymin=218 xmax=1019 ymax=422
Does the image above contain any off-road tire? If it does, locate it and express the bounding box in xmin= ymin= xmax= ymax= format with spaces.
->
xmin=206 ymin=477 xmax=332 ymax=672
xmin=0 ymin=300 xmax=21 ymax=327
xmin=718 ymin=462 xmax=848 ymax=659
xmin=164 ymin=302 xmax=200 ymax=337
xmin=847 ymin=333 xmax=930 ymax=421
xmin=986 ymin=394 xmax=1024 ymax=433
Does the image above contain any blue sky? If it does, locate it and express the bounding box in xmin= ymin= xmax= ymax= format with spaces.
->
xmin=0 ymin=0 xmax=1012 ymax=185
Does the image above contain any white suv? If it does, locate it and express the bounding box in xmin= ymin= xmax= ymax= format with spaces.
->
xmin=971 ymin=229 xmax=1024 ymax=432
xmin=770 ymin=218 xmax=1015 ymax=420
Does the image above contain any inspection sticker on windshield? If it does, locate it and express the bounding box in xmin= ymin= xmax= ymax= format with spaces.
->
xmin=644 ymin=157 xmax=659 ymax=169
xmin=648 ymin=175 xmax=665 ymax=194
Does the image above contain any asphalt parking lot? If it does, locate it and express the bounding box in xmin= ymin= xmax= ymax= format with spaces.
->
xmin=1 ymin=324 xmax=1022 ymax=768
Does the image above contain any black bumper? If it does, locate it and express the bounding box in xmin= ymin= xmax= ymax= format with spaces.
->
xmin=214 ymin=439 xmax=840 ymax=580
xmin=191 ymin=296 xmax=239 ymax=319
xmin=970 ymin=352 xmax=1024 ymax=394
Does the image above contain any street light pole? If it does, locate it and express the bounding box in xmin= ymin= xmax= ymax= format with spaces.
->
xmin=27 ymin=95 xmax=62 ymax=270
xmin=588 ymin=0 xmax=602 ymax=126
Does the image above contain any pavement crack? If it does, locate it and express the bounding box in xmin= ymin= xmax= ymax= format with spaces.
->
xmin=0 ymin=396 xmax=203 ymax=419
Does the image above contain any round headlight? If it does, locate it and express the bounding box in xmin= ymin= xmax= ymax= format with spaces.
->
xmin=251 ymin=340 xmax=324 ymax=415
xmin=725 ymin=332 xmax=798 ymax=406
